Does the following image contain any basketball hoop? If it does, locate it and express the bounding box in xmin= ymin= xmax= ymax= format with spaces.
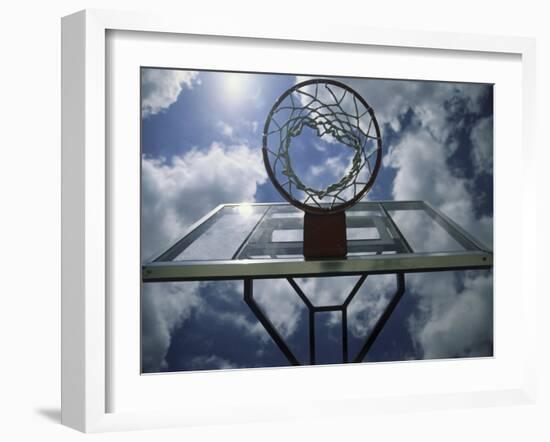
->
xmin=262 ymin=79 xmax=382 ymax=257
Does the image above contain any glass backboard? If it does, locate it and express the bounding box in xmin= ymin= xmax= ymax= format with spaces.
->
xmin=142 ymin=201 xmax=492 ymax=282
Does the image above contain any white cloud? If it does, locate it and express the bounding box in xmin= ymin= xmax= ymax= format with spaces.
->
xmin=295 ymin=276 xmax=359 ymax=307
xmin=214 ymin=310 xmax=267 ymax=341
xmin=388 ymin=129 xmax=471 ymax=215
xmin=141 ymin=69 xmax=200 ymax=118
xmin=408 ymin=271 xmax=493 ymax=359
xmin=253 ymin=279 xmax=305 ymax=339
xmin=346 ymin=274 xmax=398 ymax=338
xmin=216 ymin=121 xmax=234 ymax=138
xmin=216 ymin=119 xmax=261 ymax=143
xmin=387 ymin=125 xmax=492 ymax=248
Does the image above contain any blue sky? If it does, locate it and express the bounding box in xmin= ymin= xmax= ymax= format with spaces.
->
xmin=141 ymin=68 xmax=493 ymax=373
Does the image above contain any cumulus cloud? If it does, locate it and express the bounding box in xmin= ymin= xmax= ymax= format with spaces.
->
xmin=408 ymin=271 xmax=493 ymax=359
xmin=253 ymin=279 xmax=305 ymax=339
xmin=294 ymin=276 xmax=357 ymax=307
xmin=141 ymin=69 xmax=200 ymax=118
xmin=346 ymin=274 xmax=399 ymax=338
xmin=216 ymin=121 xmax=234 ymax=139
xmin=213 ymin=310 xmax=267 ymax=341
xmin=386 ymin=128 xmax=492 ymax=248
xmin=215 ymin=119 xmax=261 ymax=144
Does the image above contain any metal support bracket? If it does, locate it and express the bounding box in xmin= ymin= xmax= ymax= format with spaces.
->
xmin=243 ymin=273 xmax=406 ymax=366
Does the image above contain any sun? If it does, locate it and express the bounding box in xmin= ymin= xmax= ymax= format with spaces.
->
xmin=222 ymin=73 xmax=247 ymax=102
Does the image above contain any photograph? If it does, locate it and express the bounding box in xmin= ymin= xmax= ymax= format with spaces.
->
xmin=140 ymin=67 xmax=494 ymax=373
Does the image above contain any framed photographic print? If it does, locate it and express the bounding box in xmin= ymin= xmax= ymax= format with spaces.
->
xmin=61 ymin=9 xmax=537 ymax=433
xmin=140 ymin=68 xmax=494 ymax=373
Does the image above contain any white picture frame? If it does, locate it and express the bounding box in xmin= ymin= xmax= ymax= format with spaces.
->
xmin=61 ymin=9 xmax=537 ymax=433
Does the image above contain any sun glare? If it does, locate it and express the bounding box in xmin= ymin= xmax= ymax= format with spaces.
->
xmin=238 ymin=203 xmax=254 ymax=216
xmin=223 ymin=74 xmax=247 ymax=101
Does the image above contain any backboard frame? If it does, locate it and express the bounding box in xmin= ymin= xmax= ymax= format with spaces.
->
xmin=142 ymin=200 xmax=493 ymax=282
